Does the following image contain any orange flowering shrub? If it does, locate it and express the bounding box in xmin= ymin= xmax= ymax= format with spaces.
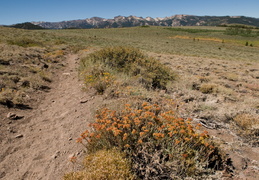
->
xmin=78 ymin=102 xmax=225 ymax=178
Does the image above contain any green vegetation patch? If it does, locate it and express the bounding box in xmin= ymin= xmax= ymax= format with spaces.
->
xmin=165 ymin=27 xmax=223 ymax=33
xmin=80 ymin=46 xmax=176 ymax=91
xmin=7 ymin=38 xmax=43 ymax=47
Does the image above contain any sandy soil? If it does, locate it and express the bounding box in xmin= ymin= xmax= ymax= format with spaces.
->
xmin=0 ymin=54 xmax=95 ymax=180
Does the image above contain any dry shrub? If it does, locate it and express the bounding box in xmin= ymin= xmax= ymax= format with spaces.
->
xmin=199 ymin=83 xmax=218 ymax=94
xmin=233 ymin=113 xmax=259 ymax=145
xmin=0 ymin=88 xmax=14 ymax=105
xmin=77 ymin=102 xmax=226 ymax=179
xmin=224 ymin=73 xmax=239 ymax=81
xmin=64 ymin=148 xmax=135 ymax=180
xmin=233 ymin=113 xmax=257 ymax=130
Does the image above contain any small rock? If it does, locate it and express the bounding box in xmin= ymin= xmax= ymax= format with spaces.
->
xmin=68 ymin=137 xmax=73 ymax=141
xmin=7 ymin=112 xmax=17 ymax=120
xmin=68 ymin=153 xmax=76 ymax=160
xmin=62 ymin=73 xmax=71 ymax=76
xmin=15 ymin=134 xmax=23 ymax=138
xmin=7 ymin=112 xmax=24 ymax=120
xmin=51 ymin=151 xmax=60 ymax=159
xmin=80 ymin=99 xmax=89 ymax=104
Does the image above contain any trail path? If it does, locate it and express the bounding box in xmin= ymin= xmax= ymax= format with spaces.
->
xmin=0 ymin=54 xmax=94 ymax=180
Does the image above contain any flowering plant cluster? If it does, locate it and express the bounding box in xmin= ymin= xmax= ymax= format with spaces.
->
xmin=77 ymin=102 xmax=224 ymax=178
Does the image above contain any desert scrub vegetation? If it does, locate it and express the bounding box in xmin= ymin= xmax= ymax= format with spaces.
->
xmin=0 ymin=39 xmax=66 ymax=107
xmin=64 ymin=148 xmax=135 ymax=180
xmin=72 ymin=102 xmax=227 ymax=179
xmin=80 ymin=46 xmax=176 ymax=93
xmin=7 ymin=37 xmax=43 ymax=47
xmin=232 ymin=113 xmax=259 ymax=146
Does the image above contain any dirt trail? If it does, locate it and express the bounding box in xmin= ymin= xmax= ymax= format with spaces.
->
xmin=0 ymin=54 xmax=94 ymax=180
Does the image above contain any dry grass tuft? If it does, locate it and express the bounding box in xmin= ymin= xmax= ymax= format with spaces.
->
xmin=64 ymin=148 xmax=135 ymax=180
xmin=233 ymin=113 xmax=259 ymax=144
xmin=199 ymin=83 xmax=218 ymax=94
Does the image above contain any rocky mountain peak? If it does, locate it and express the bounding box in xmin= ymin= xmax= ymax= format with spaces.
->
xmin=31 ymin=15 xmax=259 ymax=29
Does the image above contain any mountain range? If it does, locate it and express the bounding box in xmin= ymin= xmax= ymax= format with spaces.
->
xmin=22 ymin=15 xmax=259 ymax=29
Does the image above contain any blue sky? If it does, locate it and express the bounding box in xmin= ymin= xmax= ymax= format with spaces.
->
xmin=1 ymin=0 xmax=259 ymax=25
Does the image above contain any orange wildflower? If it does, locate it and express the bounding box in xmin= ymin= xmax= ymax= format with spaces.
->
xmin=175 ymin=139 xmax=180 ymax=145
xmin=132 ymin=129 xmax=137 ymax=134
xmin=182 ymin=154 xmax=188 ymax=158
xmin=76 ymin=138 xmax=83 ymax=143
xmin=140 ymin=132 xmax=145 ymax=137
xmin=113 ymin=129 xmax=122 ymax=136
xmin=142 ymin=102 xmax=148 ymax=107
xmin=123 ymin=133 xmax=128 ymax=141
xmin=143 ymin=106 xmax=152 ymax=110
xmin=89 ymin=132 xmax=95 ymax=137
xmin=125 ymin=124 xmax=131 ymax=128
xmin=96 ymin=134 xmax=101 ymax=139
xmin=180 ymin=129 xmax=185 ymax=134
xmin=153 ymin=133 xmax=165 ymax=139
xmin=184 ymin=137 xmax=190 ymax=141
xmin=148 ymin=122 xmax=154 ymax=125
xmin=124 ymin=144 xmax=130 ymax=148
xmin=138 ymin=139 xmax=143 ymax=144
xmin=112 ymin=122 xmax=117 ymax=126
xmin=168 ymin=132 xmax=173 ymax=137
xmin=209 ymin=145 xmax=214 ymax=149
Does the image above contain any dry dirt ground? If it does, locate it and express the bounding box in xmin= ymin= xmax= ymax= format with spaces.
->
xmin=0 ymin=54 xmax=99 ymax=180
xmin=0 ymin=52 xmax=258 ymax=180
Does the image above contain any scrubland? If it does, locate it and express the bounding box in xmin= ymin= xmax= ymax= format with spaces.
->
xmin=0 ymin=25 xmax=259 ymax=179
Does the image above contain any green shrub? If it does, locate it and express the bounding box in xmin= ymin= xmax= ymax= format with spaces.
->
xmin=80 ymin=47 xmax=176 ymax=90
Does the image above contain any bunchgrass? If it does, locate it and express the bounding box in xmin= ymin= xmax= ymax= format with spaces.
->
xmin=80 ymin=46 xmax=176 ymax=92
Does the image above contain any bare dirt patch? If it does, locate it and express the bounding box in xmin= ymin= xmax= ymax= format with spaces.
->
xmin=0 ymin=54 xmax=98 ymax=180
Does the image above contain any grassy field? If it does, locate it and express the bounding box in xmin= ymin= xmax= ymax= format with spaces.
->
xmin=44 ymin=26 xmax=259 ymax=61
xmin=1 ymin=25 xmax=259 ymax=179
xmin=1 ymin=25 xmax=259 ymax=61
